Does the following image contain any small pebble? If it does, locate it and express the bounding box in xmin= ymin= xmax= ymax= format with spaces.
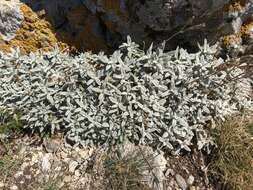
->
xmin=187 ymin=175 xmax=195 ymax=185
xmin=69 ymin=160 xmax=79 ymax=173
xmin=14 ymin=171 xmax=23 ymax=178
xmin=41 ymin=153 xmax=52 ymax=172
xmin=75 ymin=170 xmax=81 ymax=177
xmin=175 ymin=174 xmax=188 ymax=190
xmin=10 ymin=185 xmax=18 ymax=190
xmin=0 ymin=182 xmax=4 ymax=188
xmin=25 ymin=175 xmax=31 ymax=180
xmin=64 ymin=175 xmax=72 ymax=183
xmin=165 ymin=168 xmax=175 ymax=176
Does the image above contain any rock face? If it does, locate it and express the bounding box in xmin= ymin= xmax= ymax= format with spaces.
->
xmin=0 ymin=1 xmax=23 ymax=41
xmin=1 ymin=0 xmax=253 ymax=53
xmin=0 ymin=1 xmax=68 ymax=54
xmin=20 ymin=0 xmax=253 ymax=52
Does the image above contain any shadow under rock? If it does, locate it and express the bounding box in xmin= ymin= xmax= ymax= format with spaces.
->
xmin=20 ymin=0 xmax=116 ymax=53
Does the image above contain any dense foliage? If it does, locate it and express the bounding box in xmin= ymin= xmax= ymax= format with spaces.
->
xmin=0 ymin=37 xmax=252 ymax=152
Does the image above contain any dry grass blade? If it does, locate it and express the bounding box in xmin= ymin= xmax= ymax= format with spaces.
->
xmin=209 ymin=113 xmax=253 ymax=190
xmin=103 ymin=146 xmax=162 ymax=190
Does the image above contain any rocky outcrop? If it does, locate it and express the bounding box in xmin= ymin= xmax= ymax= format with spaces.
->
xmin=1 ymin=0 xmax=253 ymax=53
xmin=0 ymin=1 xmax=69 ymax=54
xmin=0 ymin=1 xmax=23 ymax=41
xmin=20 ymin=0 xmax=253 ymax=52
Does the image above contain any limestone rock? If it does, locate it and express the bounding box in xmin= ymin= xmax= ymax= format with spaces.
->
xmin=69 ymin=160 xmax=79 ymax=173
xmin=1 ymin=0 xmax=253 ymax=53
xmin=0 ymin=0 xmax=23 ymax=41
xmin=19 ymin=1 xmax=105 ymax=52
xmin=0 ymin=3 xmax=69 ymax=54
xmin=41 ymin=153 xmax=52 ymax=173
xmin=20 ymin=0 xmax=253 ymax=52
xmin=187 ymin=175 xmax=195 ymax=185
xmin=175 ymin=174 xmax=188 ymax=190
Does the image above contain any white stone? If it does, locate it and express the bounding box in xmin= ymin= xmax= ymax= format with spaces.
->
xmin=25 ymin=175 xmax=31 ymax=180
xmin=187 ymin=175 xmax=195 ymax=185
xmin=0 ymin=182 xmax=4 ymax=188
xmin=75 ymin=170 xmax=81 ymax=177
xmin=165 ymin=168 xmax=175 ymax=176
xmin=10 ymin=185 xmax=18 ymax=190
xmin=69 ymin=160 xmax=79 ymax=173
xmin=175 ymin=174 xmax=188 ymax=190
xmin=64 ymin=175 xmax=72 ymax=183
xmin=18 ymin=146 xmax=26 ymax=155
xmin=14 ymin=171 xmax=23 ymax=178
xmin=0 ymin=0 xmax=24 ymax=41
xmin=41 ymin=153 xmax=52 ymax=172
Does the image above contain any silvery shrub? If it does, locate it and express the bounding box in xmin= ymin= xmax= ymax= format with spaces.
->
xmin=0 ymin=37 xmax=252 ymax=153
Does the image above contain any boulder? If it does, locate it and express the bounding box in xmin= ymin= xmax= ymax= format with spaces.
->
xmin=0 ymin=2 xmax=68 ymax=54
xmin=0 ymin=0 xmax=24 ymax=41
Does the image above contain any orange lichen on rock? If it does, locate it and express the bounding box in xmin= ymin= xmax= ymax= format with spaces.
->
xmin=240 ymin=18 xmax=253 ymax=42
xmin=221 ymin=18 xmax=253 ymax=49
xmin=223 ymin=0 xmax=247 ymax=12
xmin=0 ymin=4 xmax=69 ymax=54
xmin=221 ymin=34 xmax=242 ymax=49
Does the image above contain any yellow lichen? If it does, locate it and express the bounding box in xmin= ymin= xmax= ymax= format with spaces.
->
xmin=240 ymin=18 xmax=253 ymax=42
xmin=223 ymin=0 xmax=247 ymax=12
xmin=221 ymin=34 xmax=242 ymax=49
xmin=0 ymin=4 xmax=69 ymax=54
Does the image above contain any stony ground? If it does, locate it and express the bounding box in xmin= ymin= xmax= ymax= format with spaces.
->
xmin=0 ymin=134 xmax=215 ymax=190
